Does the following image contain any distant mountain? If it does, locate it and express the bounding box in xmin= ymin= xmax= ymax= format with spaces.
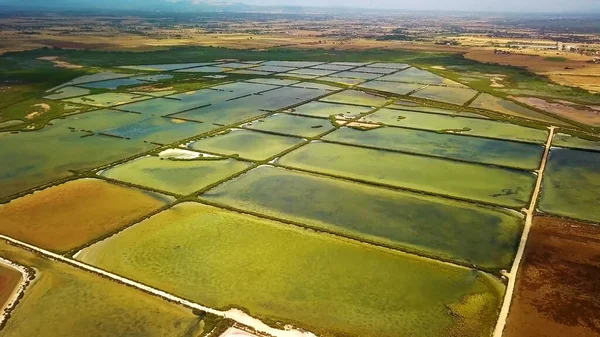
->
xmin=0 ymin=0 xmax=252 ymax=11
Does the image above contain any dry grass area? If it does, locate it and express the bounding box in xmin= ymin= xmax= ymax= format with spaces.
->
xmin=0 ymin=178 xmax=173 ymax=253
xmin=465 ymin=49 xmax=600 ymax=93
xmin=504 ymin=216 xmax=600 ymax=337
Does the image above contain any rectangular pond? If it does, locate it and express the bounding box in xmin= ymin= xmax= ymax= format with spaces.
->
xmin=200 ymin=166 xmax=523 ymax=270
xmin=323 ymin=126 xmax=545 ymax=170
xmin=279 ymin=141 xmax=536 ymax=208
xmin=76 ymin=201 xmax=505 ymax=337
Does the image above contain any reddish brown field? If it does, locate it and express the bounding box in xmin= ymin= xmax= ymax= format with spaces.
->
xmin=0 ymin=264 xmax=22 ymax=310
xmin=504 ymin=216 xmax=600 ymax=337
xmin=0 ymin=178 xmax=173 ymax=253
xmin=510 ymin=96 xmax=600 ymax=127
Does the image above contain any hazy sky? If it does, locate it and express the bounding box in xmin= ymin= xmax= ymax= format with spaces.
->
xmin=238 ymin=0 xmax=599 ymax=12
xmin=1 ymin=0 xmax=599 ymax=12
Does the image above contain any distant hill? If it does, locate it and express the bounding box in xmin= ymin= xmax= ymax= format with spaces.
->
xmin=0 ymin=0 xmax=252 ymax=11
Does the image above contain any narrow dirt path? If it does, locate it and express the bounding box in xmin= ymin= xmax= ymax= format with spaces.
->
xmin=492 ymin=126 xmax=556 ymax=337
xmin=0 ymin=235 xmax=316 ymax=337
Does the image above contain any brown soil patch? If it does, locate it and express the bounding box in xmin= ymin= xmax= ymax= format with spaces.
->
xmin=504 ymin=216 xmax=600 ymax=337
xmin=0 ymin=178 xmax=173 ymax=253
xmin=510 ymin=96 xmax=600 ymax=127
xmin=0 ymin=264 xmax=22 ymax=310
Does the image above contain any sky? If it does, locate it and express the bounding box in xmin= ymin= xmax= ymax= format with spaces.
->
xmin=239 ymin=0 xmax=600 ymax=12
xmin=1 ymin=0 xmax=599 ymax=12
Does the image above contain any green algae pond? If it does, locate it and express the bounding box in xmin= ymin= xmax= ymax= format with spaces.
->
xmin=173 ymin=86 xmax=330 ymax=125
xmin=323 ymin=126 xmax=544 ymax=170
xmin=188 ymin=129 xmax=303 ymax=161
xmin=538 ymin=148 xmax=600 ymax=223
xmin=366 ymin=108 xmax=548 ymax=144
xmin=243 ymin=114 xmax=335 ymax=138
xmin=410 ymin=86 xmax=479 ymax=106
xmin=320 ymin=90 xmax=388 ymax=107
xmin=0 ymin=120 xmax=155 ymax=199
xmin=201 ymin=166 xmax=523 ymax=270
xmin=279 ymin=142 xmax=536 ymax=208
xmin=43 ymin=86 xmax=91 ymax=100
xmin=289 ymin=101 xmax=373 ymax=118
xmin=358 ymin=80 xmax=423 ymax=95
xmin=65 ymin=93 xmax=149 ymax=107
xmin=552 ymin=133 xmax=600 ymax=152
xmin=80 ymin=78 xmax=150 ymax=90
xmin=77 ymin=202 xmax=505 ymax=337
xmin=99 ymin=151 xmax=252 ymax=195
xmin=378 ymin=67 xmax=464 ymax=86
xmin=0 ymin=241 xmax=223 ymax=337
xmin=329 ymin=71 xmax=383 ymax=80
xmin=102 ymin=117 xmax=218 ymax=145
xmin=119 ymin=62 xmax=215 ymax=71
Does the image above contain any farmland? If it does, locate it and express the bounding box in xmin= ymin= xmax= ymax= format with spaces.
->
xmin=0 ymin=51 xmax=599 ymax=337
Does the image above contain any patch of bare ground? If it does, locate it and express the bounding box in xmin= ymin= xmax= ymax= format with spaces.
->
xmin=465 ymin=49 xmax=600 ymax=93
xmin=510 ymin=96 xmax=600 ymax=127
xmin=504 ymin=216 xmax=600 ymax=337
xmin=25 ymin=103 xmax=50 ymax=119
xmin=36 ymin=56 xmax=83 ymax=69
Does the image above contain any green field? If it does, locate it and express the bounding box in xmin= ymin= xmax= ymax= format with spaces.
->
xmin=366 ymin=108 xmax=548 ymax=144
xmin=279 ymin=142 xmax=536 ymax=207
xmin=100 ymin=153 xmax=252 ymax=195
xmin=188 ymin=129 xmax=304 ymax=160
xmin=244 ymin=114 xmax=335 ymax=137
xmin=538 ymin=148 xmax=600 ymax=223
xmin=0 ymin=98 xmax=93 ymax=130
xmin=77 ymin=202 xmax=505 ymax=337
xmin=323 ymin=126 xmax=544 ymax=170
xmin=201 ymin=166 xmax=523 ymax=270
xmin=0 ymin=241 xmax=224 ymax=337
